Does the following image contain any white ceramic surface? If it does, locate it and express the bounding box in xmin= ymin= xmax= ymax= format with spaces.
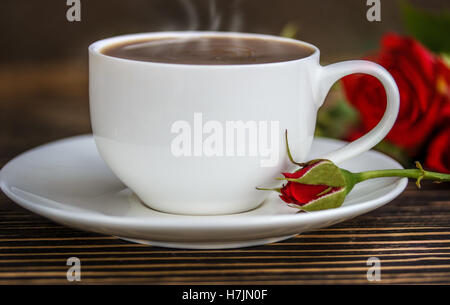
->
xmin=89 ymin=31 xmax=400 ymax=215
xmin=0 ymin=135 xmax=407 ymax=249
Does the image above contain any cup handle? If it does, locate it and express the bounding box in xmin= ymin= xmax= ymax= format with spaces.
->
xmin=315 ymin=60 xmax=400 ymax=164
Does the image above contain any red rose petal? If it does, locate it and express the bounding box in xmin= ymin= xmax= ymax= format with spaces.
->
xmin=425 ymin=126 xmax=450 ymax=173
xmin=288 ymin=183 xmax=330 ymax=205
xmin=282 ymin=162 xmax=322 ymax=180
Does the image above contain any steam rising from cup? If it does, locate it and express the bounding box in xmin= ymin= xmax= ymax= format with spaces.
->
xmin=209 ymin=0 xmax=222 ymax=31
xmin=177 ymin=0 xmax=242 ymax=32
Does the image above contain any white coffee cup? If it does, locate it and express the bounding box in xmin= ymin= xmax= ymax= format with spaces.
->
xmin=89 ymin=31 xmax=399 ymax=215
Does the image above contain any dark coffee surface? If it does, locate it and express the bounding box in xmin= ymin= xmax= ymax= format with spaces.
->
xmin=101 ymin=36 xmax=315 ymax=65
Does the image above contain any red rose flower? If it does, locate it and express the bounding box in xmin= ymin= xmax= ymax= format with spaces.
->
xmin=342 ymin=33 xmax=450 ymax=151
xmin=425 ymin=126 xmax=450 ymax=174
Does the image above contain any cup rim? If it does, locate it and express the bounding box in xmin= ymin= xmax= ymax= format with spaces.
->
xmin=89 ymin=31 xmax=320 ymax=68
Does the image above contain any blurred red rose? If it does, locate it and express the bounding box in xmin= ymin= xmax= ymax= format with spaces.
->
xmin=426 ymin=125 xmax=450 ymax=173
xmin=436 ymin=59 xmax=450 ymax=118
xmin=342 ymin=33 xmax=450 ymax=151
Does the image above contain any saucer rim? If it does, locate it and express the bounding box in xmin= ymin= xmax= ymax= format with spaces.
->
xmin=0 ymin=134 xmax=408 ymax=230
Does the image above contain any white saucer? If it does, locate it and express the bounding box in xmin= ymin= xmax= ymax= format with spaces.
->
xmin=0 ymin=135 xmax=407 ymax=249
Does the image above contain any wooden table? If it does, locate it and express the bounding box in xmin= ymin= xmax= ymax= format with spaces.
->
xmin=1 ymin=64 xmax=450 ymax=285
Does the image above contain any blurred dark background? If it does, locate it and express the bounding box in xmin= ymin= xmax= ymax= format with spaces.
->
xmin=0 ymin=0 xmax=448 ymax=159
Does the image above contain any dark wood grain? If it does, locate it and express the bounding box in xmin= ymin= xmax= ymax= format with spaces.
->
xmin=1 ymin=63 xmax=450 ymax=285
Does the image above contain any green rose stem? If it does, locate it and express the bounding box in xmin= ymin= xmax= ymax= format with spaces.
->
xmin=257 ymin=131 xmax=450 ymax=212
xmin=283 ymin=130 xmax=450 ymax=187
xmin=351 ymin=162 xmax=450 ymax=188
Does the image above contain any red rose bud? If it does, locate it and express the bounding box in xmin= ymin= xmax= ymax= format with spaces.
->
xmin=276 ymin=160 xmax=352 ymax=212
xmin=257 ymin=131 xmax=450 ymax=212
